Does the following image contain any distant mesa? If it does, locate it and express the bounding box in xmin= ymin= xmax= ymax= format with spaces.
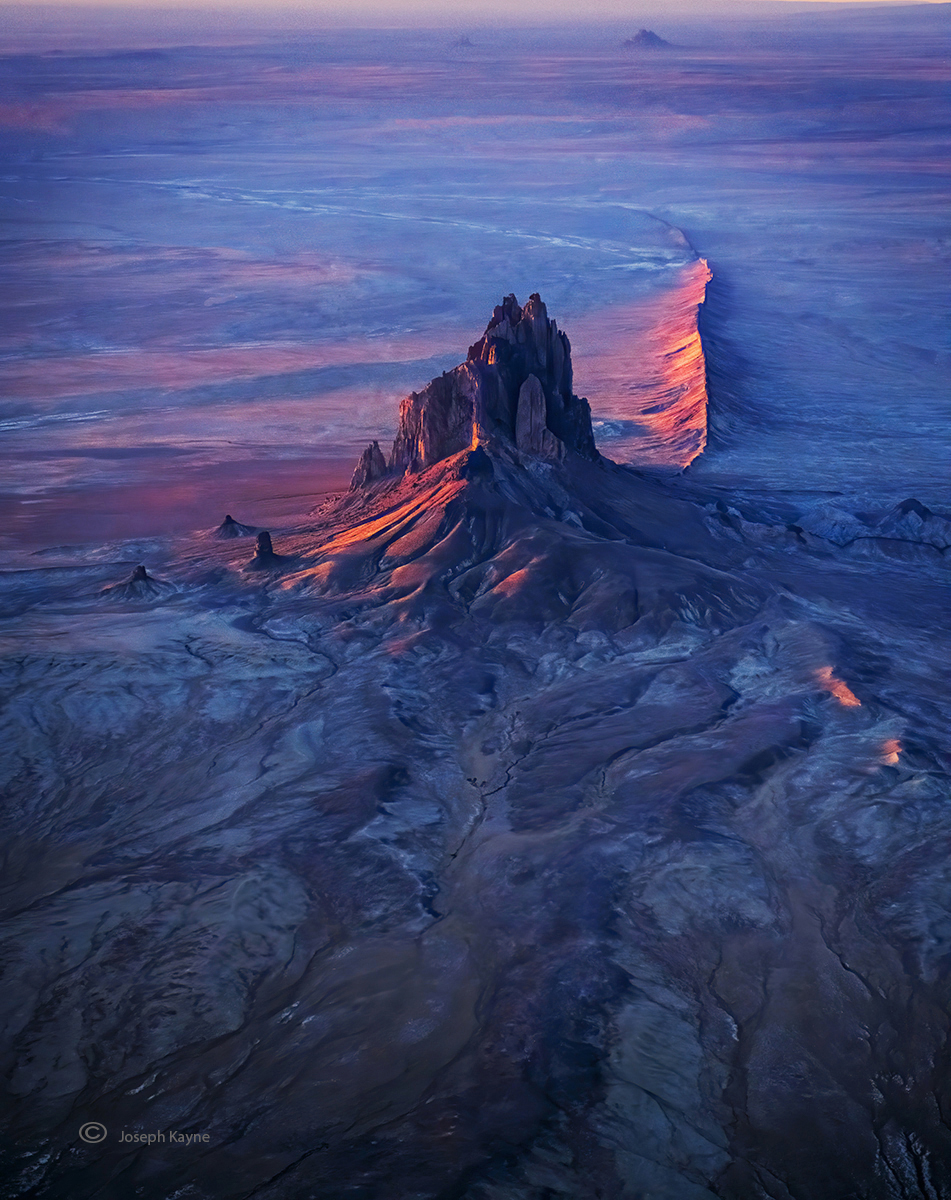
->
xmin=623 ymin=29 xmax=672 ymax=49
xmin=215 ymin=514 xmax=257 ymax=539
xmin=102 ymin=564 xmax=175 ymax=601
xmin=351 ymin=293 xmax=597 ymax=488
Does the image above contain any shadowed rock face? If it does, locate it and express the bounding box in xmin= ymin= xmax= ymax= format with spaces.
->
xmin=515 ymin=374 xmax=565 ymax=461
xmin=385 ymin=294 xmax=597 ymax=475
xmin=2 ymin=305 xmax=951 ymax=1200
xmin=246 ymin=529 xmax=287 ymax=570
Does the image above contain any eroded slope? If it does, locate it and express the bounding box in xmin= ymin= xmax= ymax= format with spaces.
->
xmin=1 ymin=301 xmax=950 ymax=1200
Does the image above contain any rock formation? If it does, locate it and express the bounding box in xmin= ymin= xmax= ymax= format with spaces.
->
xmin=876 ymin=497 xmax=951 ymax=549
xmin=101 ymin=563 xmax=175 ymax=600
xmin=795 ymin=502 xmax=869 ymax=546
xmin=214 ymin=514 xmax=257 ymax=538
xmin=623 ymin=28 xmax=672 ymax=49
xmin=349 ymin=440 xmax=388 ymax=489
xmin=355 ymin=294 xmax=597 ymax=483
xmin=246 ymin=530 xmax=285 ymax=569
xmin=795 ymin=497 xmax=951 ymax=555
xmin=514 ymin=374 xmax=565 ymax=460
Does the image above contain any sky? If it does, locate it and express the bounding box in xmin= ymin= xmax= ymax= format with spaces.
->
xmin=1 ymin=0 xmax=947 ymax=12
xmin=2 ymin=0 xmax=947 ymax=39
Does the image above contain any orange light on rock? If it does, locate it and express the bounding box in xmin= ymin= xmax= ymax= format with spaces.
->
xmin=814 ymin=666 xmax=862 ymax=707
xmin=572 ymin=257 xmax=712 ymax=470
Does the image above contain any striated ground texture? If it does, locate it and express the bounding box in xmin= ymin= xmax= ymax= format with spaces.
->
xmin=2 ymin=297 xmax=950 ymax=1199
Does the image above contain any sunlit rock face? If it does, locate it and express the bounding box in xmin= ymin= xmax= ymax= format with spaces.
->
xmin=580 ymin=258 xmax=712 ymax=471
xmin=2 ymin=300 xmax=951 ymax=1200
xmin=387 ymin=294 xmax=597 ymax=474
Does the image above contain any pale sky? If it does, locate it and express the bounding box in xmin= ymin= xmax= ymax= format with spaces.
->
xmin=1 ymin=0 xmax=944 ymax=8
xmin=1 ymin=0 xmax=945 ymax=39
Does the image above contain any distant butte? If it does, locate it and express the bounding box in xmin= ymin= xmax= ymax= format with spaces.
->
xmin=623 ymin=29 xmax=672 ymax=49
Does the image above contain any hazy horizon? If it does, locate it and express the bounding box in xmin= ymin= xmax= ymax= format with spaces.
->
xmin=1 ymin=0 xmax=949 ymax=23
xmin=1 ymin=1 xmax=949 ymax=54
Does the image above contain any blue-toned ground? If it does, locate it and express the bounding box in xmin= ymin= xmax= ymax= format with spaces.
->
xmin=2 ymin=10 xmax=951 ymax=1200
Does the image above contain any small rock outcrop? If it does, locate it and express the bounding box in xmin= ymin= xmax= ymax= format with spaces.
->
xmin=623 ymin=29 xmax=671 ymax=49
xmin=352 ymin=294 xmax=597 ymax=484
xmin=215 ymin=514 xmax=257 ymax=539
xmin=102 ymin=564 xmax=175 ymax=601
xmin=244 ymin=535 xmax=278 ymax=571
xmin=247 ymin=530 xmax=288 ymax=570
xmin=875 ymin=498 xmax=951 ymax=549
xmin=796 ymin=504 xmax=869 ymax=547
xmin=350 ymin=441 xmax=388 ymax=489
xmin=795 ymin=497 xmax=951 ymax=554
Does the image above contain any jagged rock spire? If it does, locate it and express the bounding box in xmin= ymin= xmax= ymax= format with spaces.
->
xmin=353 ymin=294 xmax=597 ymax=484
xmin=350 ymin=440 xmax=388 ymax=490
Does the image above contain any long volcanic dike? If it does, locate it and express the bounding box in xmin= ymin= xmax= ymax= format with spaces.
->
xmin=571 ymin=254 xmax=712 ymax=471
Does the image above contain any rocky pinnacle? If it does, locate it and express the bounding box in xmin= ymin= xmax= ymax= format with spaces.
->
xmin=355 ymin=294 xmax=598 ymax=483
xmin=349 ymin=440 xmax=388 ymax=489
xmin=247 ymin=530 xmax=282 ymax=570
